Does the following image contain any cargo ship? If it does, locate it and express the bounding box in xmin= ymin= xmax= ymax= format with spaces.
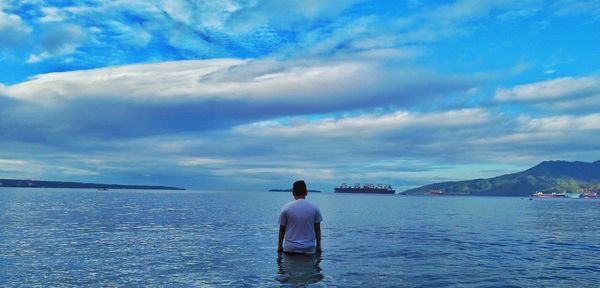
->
xmin=334 ymin=183 xmax=395 ymax=194
xmin=530 ymin=191 xmax=567 ymax=198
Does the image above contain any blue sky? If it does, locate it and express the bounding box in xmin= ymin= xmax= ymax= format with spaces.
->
xmin=1 ymin=0 xmax=599 ymax=191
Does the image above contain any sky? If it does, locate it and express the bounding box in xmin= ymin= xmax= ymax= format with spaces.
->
xmin=1 ymin=0 xmax=599 ymax=192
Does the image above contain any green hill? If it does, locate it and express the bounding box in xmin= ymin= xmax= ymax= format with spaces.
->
xmin=402 ymin=160 xmax=600 ymax=196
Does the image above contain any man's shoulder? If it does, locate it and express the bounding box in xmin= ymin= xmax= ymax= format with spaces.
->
xmin=305 ymin=200 xmax=320 ymax=209
xmin=298 ymin=200 xmax=320 ymax=211
xmin=281 ymin=200 xmax=299 ymax=211
xmin=282 ymin=199 xmax=318 ymax=209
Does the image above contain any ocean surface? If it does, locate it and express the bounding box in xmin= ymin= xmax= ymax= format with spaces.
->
xmin=1 ymin=188 xmax=600 ymax=287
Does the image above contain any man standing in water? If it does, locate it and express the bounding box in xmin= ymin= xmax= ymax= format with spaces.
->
xmin=278 ymin=180 xmax=323 ymax=254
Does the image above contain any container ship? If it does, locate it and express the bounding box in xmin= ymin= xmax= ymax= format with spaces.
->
xmin=334 ymin=183 xmax=395 ymax=194
xmin=530 ymin=191 xmax=567 ymax=198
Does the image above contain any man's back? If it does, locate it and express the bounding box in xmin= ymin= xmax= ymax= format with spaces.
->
xmin=279 ymin=199 xmax=322 ymax=253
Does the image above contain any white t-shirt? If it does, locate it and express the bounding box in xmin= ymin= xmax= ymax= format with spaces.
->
xmin=279 ymin=199 xmax=323 ymax=253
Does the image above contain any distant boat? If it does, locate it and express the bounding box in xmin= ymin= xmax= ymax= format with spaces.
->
xmin=581 ymin=192 xmax=600 ymax=199
xmin=429 ymin=189 xmax=445 ymax=195
xmin=530 ymin=191 xmax=566 ymax=198
xmin=334 ymin=183 xmax=395 ymax=194
xmin=580 ymin=187 xmax=600 ymax=198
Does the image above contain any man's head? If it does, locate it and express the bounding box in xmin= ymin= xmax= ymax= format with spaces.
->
xmin=293 ymin=180 xmax=308 ymax=198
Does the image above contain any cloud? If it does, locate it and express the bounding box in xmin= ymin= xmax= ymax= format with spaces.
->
xmin=5 ymin=0 xmax=533 ymax=68
xmin=236 ymin=108 xmax=491 ymax=138
xmin=267 ymin=0 xmax=541 ymax=62
xmin=3 ymin=96 xmax=599 ymax=190
xmin=493 ymin=76 xmax=600 ymax=111
xmin=177 ymin=157 xmax=230 ymax=167
xmin=112 ymin=107 xmax=598 ymax=189
xmin=0 ymin=155 xmax=98 ymax=178
xmin=470 ymin=112 xmax=600 ymax=162
xmin=389 ymin=0 xmax=535 ymax=45
xmin=552 ymin=0 xmax=600 ymax=19
xmin=2 ymin=0 xmax=549 ymax=72
xmin=1 ymin=58 xmax=474 ymax=141
xmin=27 ymin=23 xmax=87 ymax=63
xmin=224 ymin=0 xmax=362 ymax=33
xmin=224 ymin=108 xmax=498 ymax=174
xmin=82 ymin=108 xmax=500 ymax=188
xmin=0 ymin=9 xmax=31 ymax=49
xmin=0 ymin=158 xmax=44 ymax=178
xmin=39 ymin=6 xmax=66 ymax=23
xmin=495 ymin=76 xmax=600 ymax=102
xmin=104 ymin=20 xmax=152 ymax=48
xmin=23 ymin=0 xmax=362 ymax=63
xmin=520 ymin=113 xmax=600 ymax=131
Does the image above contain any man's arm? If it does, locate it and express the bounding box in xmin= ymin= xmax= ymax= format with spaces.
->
xmin=278 ymin=225 xmax=286 ymax=253
xmin=314 ymin=222 xmax=322 ymax=253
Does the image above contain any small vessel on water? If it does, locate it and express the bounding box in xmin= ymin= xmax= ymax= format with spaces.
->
xmin=580 ymin=187 xmax=600 ymax=198
xmin=334 ymin=183 xmax=395 ymax=194
xmin=530 ymin=191 xmax=566 ymax=198
xmin=429 ymin=189 xmax=445 ymax=195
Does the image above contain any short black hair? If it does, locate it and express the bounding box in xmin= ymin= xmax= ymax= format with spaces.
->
xmin=293 ymin=180 xmax=308 ymax=195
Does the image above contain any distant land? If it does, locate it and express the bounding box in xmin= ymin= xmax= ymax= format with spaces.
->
xmin=0 ymin=178 xmax=185 ymax=190
xmin=402 ymin=160 xmax=600 ymax=196
xmin=269 ymin=189 xmax=322 ymax=193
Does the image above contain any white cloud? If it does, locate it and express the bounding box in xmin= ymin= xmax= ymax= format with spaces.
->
xmin=0 ymin=158 xmax=43 ymax=178
xmin=0 ymin=158 xmax=28 ymax=167
xmin=57 ymin=166 xmax=99 ymax=176
xmin=7 ymin=58 xmax=246 ymax=102
xmin=224 ymin=0 xmax=361 ymax=33
xmin=388 ymin=0 xmax=535 ymax=45
xmin=161 ymin=0 xmax=194 ymax=25
xmin=40 ymin=6 xmax=65 ymax=23
xmin=105 ymin=20 xmax=152 ymax=48
xmin=236 ymin=108 xmax=491 ymax=138
xmin=494 ymin=76 xmax=600 ymax=102
xmin=27 ymin=23 xmax=87 ymax=63
xmin=469 ymin=113 xmax=600 ymax=163
xmin=520 ymin=113 xmax=600 ymax=131
xmin=552 ymin=0 xmax=600 ymax=19
xmin=0 ymin=156 xmax=99 ymax=178
xmin=4 ymin=0 xmax=542 ymax=69
xmin=177 ymin=157 xmax=231 ymax=167
xmin=145 ymin=107 xmax=599 ymax=188
xmin=3 ymin=100 xmax=599 ymax=190
xmin=210 ymin=166 xmax=336 ymax=182
xmin=0 ymin=57 xmax=476 ymax=189
xmin=0 ymin=9 xmax=31 ymax=48
xmin=4 ymin=58 xmax=471 ymax=109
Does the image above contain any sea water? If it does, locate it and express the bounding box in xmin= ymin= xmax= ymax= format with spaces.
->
xmin=1 ymin=188 xmax=599 ymax=287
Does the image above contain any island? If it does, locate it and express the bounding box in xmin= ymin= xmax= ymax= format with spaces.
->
xmin=0 ymin=178 xmax=185 ymax=190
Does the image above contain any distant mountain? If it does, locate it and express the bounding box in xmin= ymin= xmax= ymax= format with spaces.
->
xmin=402 ymin=160 xmax=600 ymax=196
xmin=0 ymin=178 xmax=184 ymax=190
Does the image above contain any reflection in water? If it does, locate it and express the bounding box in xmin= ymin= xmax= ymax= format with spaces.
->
xmin=276 ymin=253 xmax=323 ymax=287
